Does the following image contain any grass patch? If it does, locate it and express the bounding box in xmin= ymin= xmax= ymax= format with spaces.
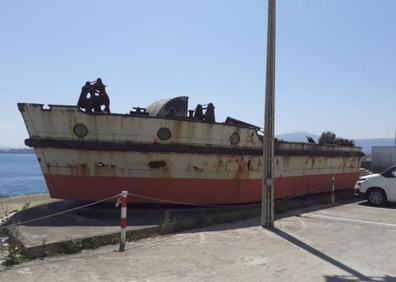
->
xmin=60 ymin=239 xmax=83 ymax=254
xmin=1 ymin=227 xmax=28 ymax=266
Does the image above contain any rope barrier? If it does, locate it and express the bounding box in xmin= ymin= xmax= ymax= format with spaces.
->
xmin=0 ymin=193 xmax=121 ymax=231
xmin=119 ymin=191 xmax=128 ymax=251
xmin=127 ymin=192 xmax=248 ymax=208
xmin=0 ymin=191 xmax=255 ymax=231
xmin=0 ymin=190 xmax=256 ymax=253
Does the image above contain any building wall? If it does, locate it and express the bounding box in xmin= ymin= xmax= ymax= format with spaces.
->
xmin=372 ymin=146 xmax=396 ymax=172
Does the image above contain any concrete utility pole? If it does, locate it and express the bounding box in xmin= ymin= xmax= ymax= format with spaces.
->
xmin=261 ymin=0 xmax=276 ymax=228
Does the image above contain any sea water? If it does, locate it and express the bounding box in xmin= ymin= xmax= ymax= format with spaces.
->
xmin=0 ymin=154 xmax=46 ymax=197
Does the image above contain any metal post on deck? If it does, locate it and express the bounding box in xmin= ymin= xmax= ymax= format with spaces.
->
xmin=261 ymin=0 xmax=276 ymax=228
xmin=331 ymin=177 xmax=335 ymax=204
xmin=119 ymin=190 xmax=128 ymax=252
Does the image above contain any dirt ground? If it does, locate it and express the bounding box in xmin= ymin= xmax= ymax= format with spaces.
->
xmin=0 ymin=194 xmax=55 ymax=219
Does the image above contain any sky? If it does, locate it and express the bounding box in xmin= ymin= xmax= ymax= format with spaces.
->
xmin=0 ymin=0 xmax=395 ymax=147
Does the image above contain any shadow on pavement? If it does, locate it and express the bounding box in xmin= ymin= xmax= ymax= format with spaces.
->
xmin=358 ymin=201 xmax=396 ymax=210
xmin=8 ymin=200 xmax=260 ymax=228
xmin=270 ymin=228 xmax=396 ymax=282
xmin=324 ymin=274 xmax=396 ymax=282
xmin=185 ymin=198 xmax=360 ymax=234
xmin=8 ymin=191 xmax=359 ymax=231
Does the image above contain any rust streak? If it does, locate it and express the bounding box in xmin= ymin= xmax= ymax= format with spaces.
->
xmin=247 ymin=160 xmax=252 ymax=171
xmin=149 ymin=160 xmax=166 ymax=169
xmin=234 ymin=157 xmax=247 ymax=180
xmin=193 ymin=166 xmax=203 ymax=172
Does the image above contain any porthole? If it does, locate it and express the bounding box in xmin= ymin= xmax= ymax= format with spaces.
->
xmin=229 ymin=132 xmax=240 ymax=145
xmin=157 ymin=127 xmax=172 ymax=141
xmin=73 ymin=123 xmax=88 ymax=138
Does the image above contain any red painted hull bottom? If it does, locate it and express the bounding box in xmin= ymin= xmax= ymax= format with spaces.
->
xmin=44 ymin=172 xmax=359 ymax=204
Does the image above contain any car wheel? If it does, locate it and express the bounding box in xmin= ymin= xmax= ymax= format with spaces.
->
xmin=367 ymin=189 xmax=387 ymax=206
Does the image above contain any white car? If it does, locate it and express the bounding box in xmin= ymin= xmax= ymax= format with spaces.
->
xmin=355 ymin=165 xmax=396 ymax=206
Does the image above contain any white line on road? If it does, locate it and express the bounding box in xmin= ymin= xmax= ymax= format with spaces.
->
xmin=299 ymin=213 xmax=396 ymax=229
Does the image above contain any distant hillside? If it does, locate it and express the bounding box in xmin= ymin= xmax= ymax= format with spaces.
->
xmin=354 ymin=138 xmax=395 ymax=155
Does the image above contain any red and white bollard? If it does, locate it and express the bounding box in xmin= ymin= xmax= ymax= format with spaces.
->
xmin=119 ymin=190 xmax=128 ymax=252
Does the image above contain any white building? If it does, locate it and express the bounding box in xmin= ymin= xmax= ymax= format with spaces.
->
xmin=372 ymin=146 xmax=396 ymax=172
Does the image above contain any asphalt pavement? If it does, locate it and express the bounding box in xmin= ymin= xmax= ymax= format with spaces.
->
xmin=1 ymin=201 xmax=396 ymax=281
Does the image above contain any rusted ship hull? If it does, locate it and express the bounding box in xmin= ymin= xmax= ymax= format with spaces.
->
xmin=32 ymin=148 xmax=360 ymax=204
xmin=42 ymin=171 xmax=358 ymax=204
xmin=19 ymin=100 xmax=363 ymax=204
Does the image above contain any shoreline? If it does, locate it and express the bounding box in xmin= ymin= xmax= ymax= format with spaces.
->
xmin=0 ymin=150 xmax=34 ymax=154
xmin=0 ymin=192 xmax=49 ymax=199
xmin=0 ymin=193 xmax=55 ymax=219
